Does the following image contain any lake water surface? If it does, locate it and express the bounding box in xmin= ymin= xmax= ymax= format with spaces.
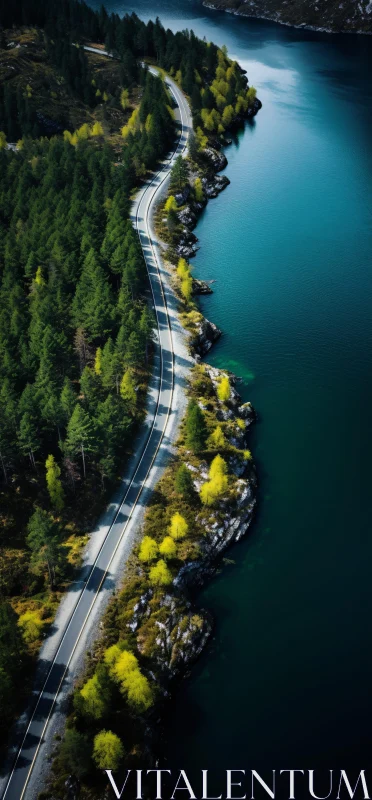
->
xmin=92 ymin=0 xmax=372 ymax=783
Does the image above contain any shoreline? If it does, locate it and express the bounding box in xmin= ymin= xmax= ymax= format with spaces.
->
xmin=202 ymin=0 xmax=372 ymax=36
xmin=30 ymin=72 xmax=262 ymax=798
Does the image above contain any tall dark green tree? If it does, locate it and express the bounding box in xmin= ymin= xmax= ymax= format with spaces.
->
xmin=185 ymin=399 xmax=207 ymax=454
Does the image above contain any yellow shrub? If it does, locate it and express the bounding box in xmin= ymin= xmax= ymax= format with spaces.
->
xmin=18 ymin=610 xmax=45 ymax=643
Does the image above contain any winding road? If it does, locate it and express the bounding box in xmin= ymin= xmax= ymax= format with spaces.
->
xmin=2 ymin=65 xmax=192 ymax=800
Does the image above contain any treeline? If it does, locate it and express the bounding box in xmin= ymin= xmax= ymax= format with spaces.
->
xmin=0 ymin=137 xmax=149 ymax=493
xmin=0 ymin=83 xmax=43 ymax=141
xmin=48 ymin=364 xmax=255 ymax=795
xmin=0 ymin=64 xmax=176 ymax=738
xmin=1 ymin=0 xmax=256 ymax=140
xmin=0 ymin=0 xmax=258 ymax=749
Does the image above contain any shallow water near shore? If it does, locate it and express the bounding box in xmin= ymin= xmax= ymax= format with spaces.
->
xmin=91 ymin=0 xmax=372 ymax=780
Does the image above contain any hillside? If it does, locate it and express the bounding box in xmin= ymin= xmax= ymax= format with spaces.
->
xmin=203 ymin=0 xmax=372 ymax=33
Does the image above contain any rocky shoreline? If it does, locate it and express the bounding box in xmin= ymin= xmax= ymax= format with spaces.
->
xmin=45 ymin=85 xmax=261 ymax=800
xmin=127 ymin=364 xmax=257 ymax=684
xmin=143 ymin=113 xmax=261 ymax=682
xmin=202 ymin=0 xmax=372 ymax=35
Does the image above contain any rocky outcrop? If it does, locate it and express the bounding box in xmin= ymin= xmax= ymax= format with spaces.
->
xmin=204 ymin=173 xmax=230 ymax=198
xmin=191 ymin=316 xmax=222 ymax=356
xmin=177 ymin=205 xmax=197 ymax=229
xmin=175 ymin=228 xmax=199 ymax=258
xmin=192 ymin=278 xmax=213 ymax=295
xmin=127 ymin=365 xmax=256 ymax=679
xmin=203 ymin=147 xmax=228 ymax=172
xmin=203 ymin=0 xmax=372 ymax=33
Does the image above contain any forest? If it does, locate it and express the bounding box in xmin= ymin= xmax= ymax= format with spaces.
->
xmin=0 ymin=0 xmax=257 ymax=754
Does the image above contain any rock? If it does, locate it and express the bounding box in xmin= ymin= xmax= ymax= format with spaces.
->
xmin=247 ymin=97 xmax=262 ymax=118
xmin=192 ymin=278 xmax=213 ymax=296
xmin=202 ymin=0 xmax=372 ymax=33
xmin=178 ymin=206 xmax=197 ymax=229
xmin=191 ymin=317 xmax=222 ymax=357
xmin=175 ymin=229 xmax=199 ymax=258
xmin=204 ymin=175 xmax=230 ymax=198
xmin=203 ymin=147 xmax=228 ymax=172
xmin=64 ymin=776 xmax=80 ymax=800
xmin=175 ymin=185 xmax=191 ymax=206
xmin=123 ymin=363 xmax=257 ymax=681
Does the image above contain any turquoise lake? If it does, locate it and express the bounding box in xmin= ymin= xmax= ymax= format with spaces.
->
xmin=92 ymin=0 xmax=372 ymax=781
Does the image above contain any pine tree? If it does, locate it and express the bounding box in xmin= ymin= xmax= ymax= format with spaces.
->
xmin=64 ymin=404 xmax=98 ymax=478
xmin=185 ymin=400 xmax=207 ymax=453
xmin=72 ymin=248 xmax=114 ymax=341
xmin=59 ymin=729 xmax=92 ymax=779
xmin=175 ymin=463 xmax=194 ymax=498
xmin=26 ymin=507 xmax=65 ymax=588
xmin=60 ymin=378 xmax=77 ymax=423
xmin=18 ymin=412 xmax=40 ymax=471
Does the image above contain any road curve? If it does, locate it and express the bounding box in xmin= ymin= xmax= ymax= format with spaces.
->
xmin=2 ymin=67 xmax=192 ymax=800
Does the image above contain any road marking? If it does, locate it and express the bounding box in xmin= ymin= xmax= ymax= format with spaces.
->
xmin=2 ymin=68 xmax=190 ymax=800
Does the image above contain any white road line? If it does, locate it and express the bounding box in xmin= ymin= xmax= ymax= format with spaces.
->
xmin=2 ymin=67 xmax=190 ymax=800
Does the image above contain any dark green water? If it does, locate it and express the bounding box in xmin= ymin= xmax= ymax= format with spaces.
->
xmin=94 ymin=0 xmax=372 ymax=781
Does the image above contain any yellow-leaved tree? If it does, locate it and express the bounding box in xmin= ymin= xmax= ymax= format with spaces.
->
xmin=80 ymin=674 xmax=107 ymax=719
xmin=139 ymin=536 xmax=158 ymax=562
xmin=121 ymin=107 xmax=139 ymax=139
xmin=217 ymin=374 xmax=231 ymax=403
xmin=177 ymin=257 xmax=189 ymax=279
xmin=149 ymin=559 xmax=173 ymax=586
xmin=208 ymin=425 xmax=226 ymax=450
xmin=112 ymin=650 xmax=139 ymax=683
xmin=124 ymin=669 xmax=154 ymax=712
xmin=93 ymin=730 xmax=124 ymax=770
xmin=104 ymin=646 xmax=154 ymax=712
xmin=120 ymin=88 xmax=130 ymax=110
xmin=94 ymin=347 xmax=102 ymax=375
xmin=159 ymin=536 xmax=177 ymax=559
xmin=104 ymin=643 xmax=122 ymax=670
xmin=165 ymin=195 xmax=177 ymax=213
xmin=34 ymin=266 xmax=45 ymax=287
xmin=200 ymin=454 xmax=228 ymax=506
xmin=91 ymin=121 xmax=104 ymax=136
xmin=76 ymin=123 xmax=91 ymax=140
xmin=45 ymin=454 xmax=64 ymax=512
xmin=169 ymin=512 xmax=188 ymax=540
xmin=194 ymin=177 xmax=204 ymax=203
xmin=181 ymin=274 xmax=193 ymax=304
xmin=120 ymin=369 xmax=137 ymax=413
xmin=18 ymin=610 xmax=45 ymax=643
xmin=196 ymin=127 xmax=208 ymax=149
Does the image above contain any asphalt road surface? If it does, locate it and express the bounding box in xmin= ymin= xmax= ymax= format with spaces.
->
xmin=2 ymin=64 xmax=192 ymax=800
